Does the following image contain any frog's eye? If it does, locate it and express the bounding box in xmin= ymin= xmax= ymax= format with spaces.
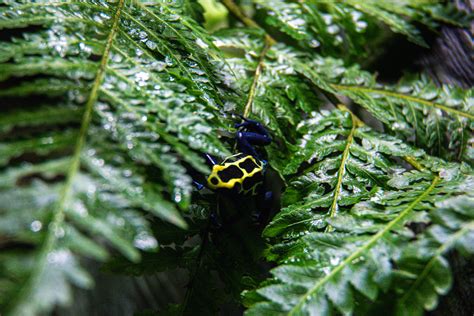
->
xmin=209 ymin=177 xmax=219 ymax=185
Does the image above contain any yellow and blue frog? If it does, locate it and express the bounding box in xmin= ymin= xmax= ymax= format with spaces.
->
xmin=193 ymin=117 xmax=273 ymax=223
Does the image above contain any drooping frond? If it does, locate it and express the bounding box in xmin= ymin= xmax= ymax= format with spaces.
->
xmin=0 ymin=1 xmax=231 ymax=314
xmin=290 ymin=56 xmax=474 ymax=163
xmin=246 ymin=0 xmax=470 ymax=60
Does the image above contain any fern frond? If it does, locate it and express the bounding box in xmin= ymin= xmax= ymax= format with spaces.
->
xmin=394 ymin=194 xmax=474 ymax=315
xmin=0 ymin=1 xmax=231 ymax=314
xmin=291 ymin=56 xmax=474 ymax=163
xmin=263 ymin=108 xmax=424 ymax=238
xmin=245 ymin=107 xmax=474 ymax=315
xmin=216 ymin=29 xmax=473 ymax=164
xmin=214 ymin=29 xmax=315 ymax=141
xmin=246 ymin=0 xmax=468 ymax=60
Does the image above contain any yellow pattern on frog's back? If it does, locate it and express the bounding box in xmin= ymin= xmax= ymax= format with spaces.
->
xmin=206 ymin=154 xmax=264 ymax=195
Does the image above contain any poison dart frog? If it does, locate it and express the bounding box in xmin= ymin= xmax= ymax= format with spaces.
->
xmin=193 ymin=117 xmax=273 ymax=222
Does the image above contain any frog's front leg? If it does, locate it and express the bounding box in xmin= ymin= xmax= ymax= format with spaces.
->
xmin=235 ymin=119 xmax=271 ymax=157
xmin=236 ymin=132 xmax=271 ymax=157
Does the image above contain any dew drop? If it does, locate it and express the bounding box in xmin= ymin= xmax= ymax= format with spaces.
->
xmin=93 ymin=158 xmax=105 ymax=167
xmin=174 ymin=192 xmax=182 ymax=203
xmin=327 ymin=25 xmax=339 ymax=34
xmin=135 ymin=71 xmax=150 ymax=83
xmin=30 ymin=220 xmax=42 ymax=232
xmin=87 ymin=149 xmax=96 ymax=156
xmin=309 ymin=39 xmax=320 ymax=48
xmin=356 ymin=20 xmax=368 ymax=31
xmin=54 ymin=227 xmax=65 ymax=238
xmin=330 ymin=256 xmax=340 ymax=265
xmin=111 ymin=53 xmax=123 ymax=63
xmin=47 ymin=249 xmax=71 ymax=265
xmin=146 ymin=40 xmax=157 ymax=50
xmin=134 ymin=233 xmax=158 ymax=250
xmin=79 ymin=42 xmax=92 ymax=54
xmin=150 ymin=61 xmax=166 ymax=72
xmin=41 ymin=137 xmax=54 ymax=144
xmin=118 ymin=81 xmax=128 ymax=91
xmin=167 ymin=14 xmax=180 ymax=21
xmin=287 ymin=18 xmax=305 ymax=29
xmin=93 ymin=14 xmax=103 ymax=23
xmin=195 ymin=38 xmax=208 ymax=49
xmin=74 ymin=202 xmax=88 ymax=217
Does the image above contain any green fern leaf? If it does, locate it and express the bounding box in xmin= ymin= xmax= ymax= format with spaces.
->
xmin=247 ymin=0 xmax=468 ymax=60
xmin=291 ymin=56 xmax=473 ymax=163
xmin=0 ymin=1 xmax=231 ymax=314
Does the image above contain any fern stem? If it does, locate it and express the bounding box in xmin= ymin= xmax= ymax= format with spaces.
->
xmin=325 ymin=108 xmax=358 ymax=232
xmin=289 ymin=175 xmax=441 ymax=315
xmin=221 ymin=0 xmax=259 ymax=28
xmin=6 ymin=1 xmax=125 ymax=314
xmin=243 ymin=36 xmax=273 ymax=118
xmin=331 ymin=84 xmax=474 ymax=120
xmin=221 ymin=0 xmax=276 ymax=45
xmin=398 ymin=221 xmax=474 ymax=307
xmin=404 ymin=156 xmax=424 ymax=171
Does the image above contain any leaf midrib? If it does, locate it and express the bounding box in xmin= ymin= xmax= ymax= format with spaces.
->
xmin=325 ymin=111 xmax=357 ymax=232
xmin=332 ymin=84 xmax=474 ymax=120
xmin=6 ymin=0 xmax=125 ymax=314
